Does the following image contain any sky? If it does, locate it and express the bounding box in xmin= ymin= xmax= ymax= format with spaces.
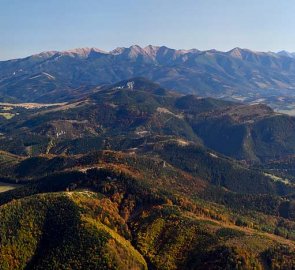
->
xmin=0 ymin=0 xmax=294 ymax=60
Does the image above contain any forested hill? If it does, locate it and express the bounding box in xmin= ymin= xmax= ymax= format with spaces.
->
xmin=0 ymin=78 xmax=294 ymax=268
xmin=0 ymin=78 xmax=294 ymax=162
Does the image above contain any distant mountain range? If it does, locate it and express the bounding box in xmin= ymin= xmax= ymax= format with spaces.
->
xmin=277 ymin=50 xmax=295 ymax=58
xmin=1 ymin=45 xmax=295 ymax=114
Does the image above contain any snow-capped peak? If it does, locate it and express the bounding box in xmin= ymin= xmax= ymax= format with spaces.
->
xmin=61 ymin=48 xmax=108 ymax=57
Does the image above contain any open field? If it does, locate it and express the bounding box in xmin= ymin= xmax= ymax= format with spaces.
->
xmin=0 ymin=112 xmax=15 ymax=119
xmin=0 ymin=181 xmax=21 ymax=193
xmin=277 ymin=108 xmax=295 ymax=116
xmin=0 ymin=102 xmax=66 ymax=109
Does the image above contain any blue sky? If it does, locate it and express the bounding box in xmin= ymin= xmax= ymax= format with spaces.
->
xmin=0 ymin=0 xmax=294 ymax=60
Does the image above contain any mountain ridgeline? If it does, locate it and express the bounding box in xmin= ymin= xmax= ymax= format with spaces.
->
xmin=1 ymin=46 xmax=295 ymax=114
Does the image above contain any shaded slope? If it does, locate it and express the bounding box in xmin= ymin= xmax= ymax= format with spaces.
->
xmin=0 ymin=192 xmax=147 ymax=270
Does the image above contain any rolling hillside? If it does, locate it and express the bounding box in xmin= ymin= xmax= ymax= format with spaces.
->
xmin=0 ymin=78 xmax=294 ymax=162
xmin=0 ymin=151 xmax=294 ymax=269
xmin=0 ymin=78 xmax=294 ymax=268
